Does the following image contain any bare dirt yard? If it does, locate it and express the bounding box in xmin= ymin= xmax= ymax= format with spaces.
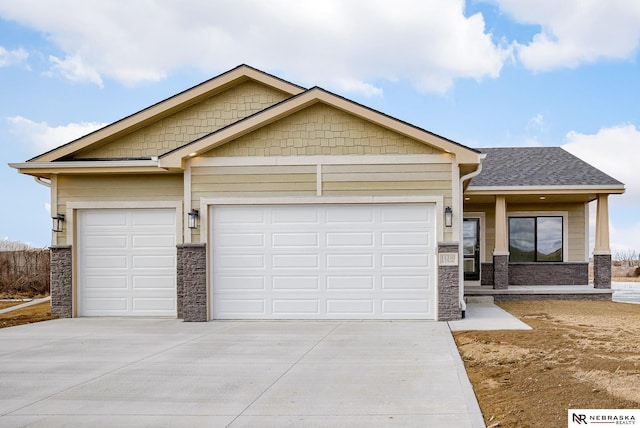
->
xmin=0 ymin=301 xmax=57 ymax=329
xmin=454 ymin=300 xmax=640 ymax=428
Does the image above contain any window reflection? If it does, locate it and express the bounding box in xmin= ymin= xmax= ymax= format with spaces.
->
xmin=508 ymin=216 xmax=562 ymax=262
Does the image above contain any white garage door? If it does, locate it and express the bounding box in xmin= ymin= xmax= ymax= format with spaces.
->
xmin=211 ymin=204 xmax=436 ymax=320
xmin=77 ymin=209 xmax=177 ymax=317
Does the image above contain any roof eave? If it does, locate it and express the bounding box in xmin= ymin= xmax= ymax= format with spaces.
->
xmin=9 ymin=159 xmax=172 ymax=178
xmin=465 ymin=185 xmax=626 ymax=195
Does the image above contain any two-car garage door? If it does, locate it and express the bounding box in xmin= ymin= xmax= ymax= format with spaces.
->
xmin=211 ymin=204 xmax=436 ymax=320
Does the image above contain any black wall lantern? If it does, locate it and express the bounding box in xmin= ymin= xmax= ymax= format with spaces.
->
xmin=444 ymin=206 xmax=453 ymax=228
xmin=187 ymin=209 xmax=199 ymax=229
xmin=52 ymin=213 xmax=65 ymax=232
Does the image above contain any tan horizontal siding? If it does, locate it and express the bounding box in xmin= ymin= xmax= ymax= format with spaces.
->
xmin=192 ymin=173 xmax=316 ymax=185
xmin=56 ymin=174 xmax=183 ymax=245
xmin=322 ymin=164 xmax=451 ymax=173
xmin=193 ymin=165 xmax=316 ymax=175
xmin=323 ymin=180 xmax=452 ymax=191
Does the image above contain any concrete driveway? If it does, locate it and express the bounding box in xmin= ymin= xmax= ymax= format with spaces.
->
xmin=0 ymin=319 xmax=484 ymax=427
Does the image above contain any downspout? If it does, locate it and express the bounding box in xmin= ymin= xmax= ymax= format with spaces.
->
xmin=34 ymin=176 xmax=51 ymax=187
xmin=458 ymin=154 xmax=486 ymax=318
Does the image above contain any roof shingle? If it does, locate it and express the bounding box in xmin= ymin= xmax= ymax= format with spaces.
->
xmin=469 ymin=147 xmax=623 ymax=187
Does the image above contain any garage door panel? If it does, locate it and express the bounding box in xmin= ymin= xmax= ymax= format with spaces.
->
xmin=326 ymin=254 xmax=374 ymax=269
xmin=84 ymin=276 xmax=128 ymax=289
xmin=326 ymin=206 xmax=374 ymax=223
xmin=216 ymin=276 xmax=265 ymax=290
xmin=84 ymin=235 xmax=128 ymax=249
xmin=216 ymin=299 xmax=266 ymax=315
xmin=133 ymin=275 xmax=176 ymax=289
xmin=272 ymin=254 xmax=319 ymax=269
xmin=85 ymin=255 xmax=128 ymax=269
xmin=382 ymin=276 xmax=432 ymax=290
xmin=217 ymin=233 xmax=265 ymax=248
xmin=272 ymin=276 xmax=319 ymax=290
xmin=381 ymin=205 xmax=432 ymax=223
xmin=272 ymin=233 xmax=319 ymax=247
xmin=382 ymin=232 xmax=430 ymax=247
xmin=327 ymin=299 xmax=374 ymax=315
xmin=272 ymin=299 xmax=319 ymax=315
xmin=326 ymin=276 xmax=374 ymax=290
xmin=272 ymin=206 xmax=319 ymax=224
xmin=212 ymin=204 xmax=436 ymax=320
xmin=132 ymin=255 xmax=175 ymax=269
xmin=219 ymin=254 xmax=265 ymax=269
xmin=132 ymin=235 xmax=175 ymax=248
xmin=78 ymin=209 xmax=176 ymax=317
xmin=326 ymin=232 xmax=374 ymax=247
xmin=381 ymin=254 xmax=430 ymax=268
xmin=382 ymin=299 xmax=432 ymax=316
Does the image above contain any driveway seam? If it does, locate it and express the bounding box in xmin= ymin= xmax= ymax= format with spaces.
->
xmin=2 ymin=321 xmax=240 ymax=417
xmin=225 ymin=321 xmax=343 ymax=427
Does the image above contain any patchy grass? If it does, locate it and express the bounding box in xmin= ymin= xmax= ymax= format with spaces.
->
xmin=0 ymin=301 xmax=57 ymax=329
xmin=454 ymin=300 xmax=640 ymax=428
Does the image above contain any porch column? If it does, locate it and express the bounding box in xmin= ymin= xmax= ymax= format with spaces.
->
xmin=493 ymin=195 xmax=509 ymax=289
xmin=593 ymin=194 xmax=612 ymax=289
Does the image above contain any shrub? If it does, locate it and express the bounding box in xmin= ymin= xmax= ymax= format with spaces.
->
xmin=0 ymin=250 xmax=50 ymax=297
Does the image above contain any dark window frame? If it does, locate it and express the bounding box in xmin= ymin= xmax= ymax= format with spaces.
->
xmin=508 ymin=216 xmax=563 ymax=262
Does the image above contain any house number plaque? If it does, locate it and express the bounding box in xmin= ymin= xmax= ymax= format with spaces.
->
xmin=438 ymin=253 xmax=459 ymax=266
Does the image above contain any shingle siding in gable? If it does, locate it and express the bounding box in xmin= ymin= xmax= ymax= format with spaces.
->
xmin=73 ymin=81 xmax=291 ymax=159
xmin=204 ymin=103 xmax=440 ymax=157
xmin=470 ymin=147 xmax=623 ymax=187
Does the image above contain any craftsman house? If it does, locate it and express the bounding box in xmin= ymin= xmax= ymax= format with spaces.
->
xmin=10 ymin=65 xmax=625 ymax=321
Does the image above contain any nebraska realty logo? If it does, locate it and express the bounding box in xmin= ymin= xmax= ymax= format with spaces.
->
xmin=569 ymin=409 xmax=639 ymax=426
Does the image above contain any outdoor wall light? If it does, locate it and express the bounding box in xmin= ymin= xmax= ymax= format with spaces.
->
xmin=187 ymin=209 xmax=199 ymax=229
xmin=52 ymin=214 xmax=65 ymax=232
xmin=444 ymin=206 xmax=453 ymax=228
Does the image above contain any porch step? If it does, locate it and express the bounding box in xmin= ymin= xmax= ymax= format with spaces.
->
xmin=465 ymin=296 xmax=494 ymax=304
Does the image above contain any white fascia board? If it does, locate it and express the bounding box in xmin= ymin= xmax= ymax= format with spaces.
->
xmin=9 ymin=159 xmax=160 ymax=170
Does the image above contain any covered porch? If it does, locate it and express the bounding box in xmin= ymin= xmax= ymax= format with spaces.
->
xmin=460 ymin=147 xmax=625 ymax=299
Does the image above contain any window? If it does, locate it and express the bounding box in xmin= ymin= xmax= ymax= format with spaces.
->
xmin=509 ymin=216 xmax=563 ymax=262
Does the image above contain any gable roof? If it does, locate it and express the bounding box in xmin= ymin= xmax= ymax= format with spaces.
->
xmin=468 ymin=147 xmax=624 ymax=191
xmin=29 ymin=65 xmax=306 ymax=163
xmin=159 ymin=86 xmax=481 ymax=168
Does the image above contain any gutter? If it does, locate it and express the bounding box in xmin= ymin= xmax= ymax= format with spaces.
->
xmin=457 ymin=154 xmax=486 ymax=318
xmin=34 ymin=177 xmax=51 ymax=187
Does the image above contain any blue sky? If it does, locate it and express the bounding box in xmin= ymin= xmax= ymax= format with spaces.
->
xmin=0 ymin=0 xmax=639 ymax=255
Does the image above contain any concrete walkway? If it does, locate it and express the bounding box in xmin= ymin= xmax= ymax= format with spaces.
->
xmin=0 ymin=296 xmax=51 ymax=315
xmin=448 ymin=298 xmax=531 ymax=332
xmin=0 ymin=319 xmax=486 ymax=428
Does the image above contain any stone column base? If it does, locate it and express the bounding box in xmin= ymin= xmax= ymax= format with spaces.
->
xmin=493 ymin=254 xmax=509 ymax=290
xmin=437 ymin=242 xmax=460 ymax=321
xmin=593 ymin=253 xmax=612 ymax=289
xmin=178 ymin=244 xmax=207 ymax=322
xmin=50 ymin=246 xmax=73 ymax=318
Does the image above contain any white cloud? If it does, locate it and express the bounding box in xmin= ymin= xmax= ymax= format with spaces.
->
xmin=0 ymin=0 xmax=511 ymax=94
xmin=48 ymin=54 xmax=103 ymax=87
xmin=563 ymin=124 xmax=639 ymax=253
xmin=490 ymin=0 xmax=640 ymax=70
xmin=6 ymin=116 xmax=107 ymax=152
xmin=563 ymin=124 xmax=637 ymax=204
xmin=0 ymin=45 xmax=28 ymax=67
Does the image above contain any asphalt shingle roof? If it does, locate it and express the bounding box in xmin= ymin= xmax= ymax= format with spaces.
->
xmin=469 ymin=147 xmax=623 ymax=187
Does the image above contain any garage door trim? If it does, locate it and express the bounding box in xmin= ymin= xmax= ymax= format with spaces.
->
xmin=68 ymin=201 xmax=182 ymax=317
xmin=206 ymin=196 xmax=444 ymax=320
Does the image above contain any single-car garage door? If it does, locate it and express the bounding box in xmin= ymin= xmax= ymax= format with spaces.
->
xmin=77 ymin=209 xmax=177 ymax=317
xmin=211 ymin=204 xmax=436 ymax=320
